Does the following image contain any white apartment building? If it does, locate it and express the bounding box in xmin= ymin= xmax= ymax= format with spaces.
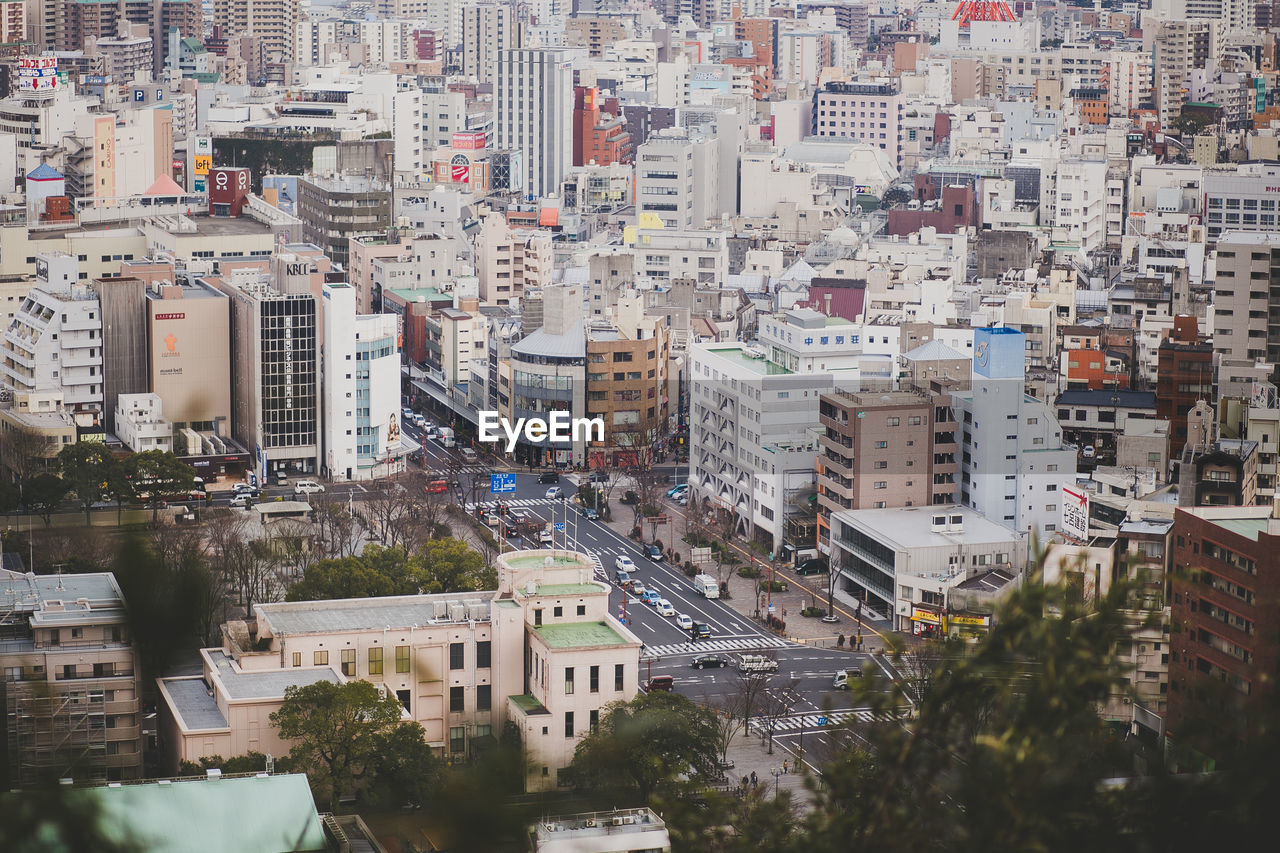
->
xmin=1203 ymin=165 xmax=1280 ymax=244
xmin=157 ymin=550 xmax=643 ymax=790
xmin=322 ymin=282 xmax=407 ymax=482
xmin=1052 ymin=159 xmax=1108 ymax=253
xmin=952 ymin=327 xmax=1077 ymax=541
xmin=635 ymin=129 xmax=719 ymax=230
xmin=689 ymin=341 xmax=835 ymax=551
xmin=463 ymin=3 xmax=526 ymax=85
xmin=634 ymin=228 xmax=729 ymax=286
xmin=495 ymin=47 xmax=573 ymax=199
xmin=422 ymin=88 xmax=468 ymax=152
xmin=812 ymin=81 xmax=903 ymax=168
xmin=0 ymin=254 xmax=104 ymax=425
xmin=115 ymin=393 xmax=174 ymax=453
xmin=476 ymin=213 xmax=553 ymax=306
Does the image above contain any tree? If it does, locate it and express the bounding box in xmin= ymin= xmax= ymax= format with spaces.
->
xmin=123 ymin=450 xmax=196 ymax=523
xmin=24 ymin=472 xmax=68 ymax=527
xmin=270 ymin=680 xmax=407 ymax=812
xmin=411 ymin=537 xmax=495 ymax=594
xmin=57 ymin=441 xmax=121 ymax=524
xmin=309 ymin=493 xmax=363 ymax=560
xmin=569 ymin=691 xmax=721 ymax=802
xmin=208 ymin=514 xmax=288 ymax=614
xmin=0 ymin=426 xmax=53 ymax=486
xmin=286 ymin=553 xmax=401 ymax=601
xmin=363 ymin=721 xmax=443 ymax=810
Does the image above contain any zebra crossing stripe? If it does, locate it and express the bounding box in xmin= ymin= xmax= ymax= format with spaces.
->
xmin=642 ymin=635 xmax=792 ymax=658
xmin=748 ymin=708 xmax=907 ymax=734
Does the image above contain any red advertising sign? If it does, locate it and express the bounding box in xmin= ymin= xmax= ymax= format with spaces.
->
xmin=452 ymin=162 xmax=469 ymax=183
xmin=451 ymin=132 xmax=486 ymax=150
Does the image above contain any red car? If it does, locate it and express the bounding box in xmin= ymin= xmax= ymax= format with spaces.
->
xmin=425 ymin=479 xmax=448 ymax=494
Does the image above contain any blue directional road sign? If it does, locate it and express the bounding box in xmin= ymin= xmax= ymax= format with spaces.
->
xmin=490 ymin=473 xmax=516 ymax=494
xmin=554 ymin=522 xmax=566 ymax=532
xmin=817 ymin=716 xmax=829 ymax=727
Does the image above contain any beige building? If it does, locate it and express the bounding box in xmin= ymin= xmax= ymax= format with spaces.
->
xmin=1151 ymin=18 xmax=1222 ymax=127
xmin=476 ymin=213 xmax=553 ymax=306
xmin=0 ymin=570 xmax=143 ymax=785
xmin=156 ymin=549 xmax=642 ymax=790
xmin=212 ymin=0 xmax=300 ymax=63
xmin=145 ymin=278 xmax=233 ymax=442
xmin=462 ymin=3 xmax=525 ymax=85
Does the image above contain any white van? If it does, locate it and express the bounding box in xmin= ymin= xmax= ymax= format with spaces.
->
xmin=692 ymin=574 xmax=719 ymax=599
xmin=832 ymin=668 xmax=863 ymax=690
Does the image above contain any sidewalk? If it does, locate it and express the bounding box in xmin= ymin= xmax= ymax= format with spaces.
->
xmin=720 ymin=727 xmax=814 ymax=807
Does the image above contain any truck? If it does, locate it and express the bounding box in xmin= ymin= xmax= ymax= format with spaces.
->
xmin=437 ymin=427 xmax=456 ymax=447
xmin=692 ymin=573 xmax=719 ymax=599
xmin=832 ymin=667 xmax=864 ymax=690
xmin=737 ymin=655 xmax=779 ymax=674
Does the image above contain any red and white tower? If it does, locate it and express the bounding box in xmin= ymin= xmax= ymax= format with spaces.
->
xmin=950 ymin=0 xmax=1018 ymax=27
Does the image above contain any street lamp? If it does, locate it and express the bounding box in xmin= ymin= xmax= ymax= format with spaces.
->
xmin=770 ymin=766 xmax=782 ymax=799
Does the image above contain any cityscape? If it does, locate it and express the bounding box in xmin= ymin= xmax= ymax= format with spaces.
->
xmin=0 ymin=0 xmax=1275 ymax=850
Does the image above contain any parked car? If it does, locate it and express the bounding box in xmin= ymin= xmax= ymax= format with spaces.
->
xmin=645 ymin=543 xmax=664 ymax=561
xmin=691 ymin=654 xmax=728 ymax=670
xmin=537 ymin=472 xmax=560 ymax=484
xmin=545 ymin=486 xmax=564 ymax=499
xmin=615 ymin=555 xmax=636 ymax=572
xmin=674 ymin=614 xmax=694 ymax=631
xmin=689 ymin=622 xmax=712 ymax=640
xmin=232 ymin=483 xmax=258 ymax=497
xmin=795 ymin=557 xmax=829 ymax=576
xmin=667 ymin=483 xmax=689 ymax=499
xmin=293 ymin=480 xmax=325 ymax=496
xmin=1082 ymin=445 xmax=1096 ymax=459
xmin=645 ymin=675 xmax=674 ymax=692
xmin=655 ymin=599 xmax=675 ymax=617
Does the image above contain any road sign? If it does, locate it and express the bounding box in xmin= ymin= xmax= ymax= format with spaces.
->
xmin=554 ymin=522 xmax=565 ymax=532
xmin=817 ymin=716 xmax=828 ymax=726
xmin=490 ymin=473 xmax=516 ymax=494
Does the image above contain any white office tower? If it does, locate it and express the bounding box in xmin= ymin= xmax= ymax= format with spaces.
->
xmin=495 ymin=47 xmax=573 ymax=200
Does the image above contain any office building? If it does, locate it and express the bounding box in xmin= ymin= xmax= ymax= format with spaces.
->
xmin=157 ymin=549 xmax=642 ymax=790
xmin=321 ymin=283 xmax=407 ymax=482
xmin=635 ymin=129 xmax=718 ymax=230
xmin=1157 ymin=317 xmax=1214 ymax=457
xmin=463 ymin=3 xmax=525 ymax=85
xmin=572 ymin=86 xmax=631 ymax=168
xmin=1152 ymin=19 xmax=1222 ymax=127
xmin=1213 ymin=232 xmax=1280 ymax=364
xmin=950 ymin=328 xmax=1077 ymax=540
xmin=0 ymin=570 xmax=143 ymax=787
xmin=1168 ymin=505 xmax=1280 ymax=754
xmin=812 ymin=81 xmax=902 ymax=167
xmin=827 ymin=506 xmax=1026 ymax=629
xmin=495 ymin=47 xmax=573 ymax=199
xmin=1204 ymin=167 xmax=1280 ymax=243
xmin=210 ymin=269 xmax=320 ymax=482
xmin=296 ymin=176 xmax=393 ymax=270
xmin=476 ymin=213 xmax=553 ymax=306
xmin=144 ymin=277 xmax=233 ymax=446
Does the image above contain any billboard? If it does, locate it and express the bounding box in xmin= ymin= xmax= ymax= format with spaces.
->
xmin=18 ymin=56 xmax=58 ymax=95
xmin=452 ymin=131 xmax=486 ymax=150
xmin=369 ymin=352 xmax=401 ymax=456
xmin=1061 ymin=484 xmax=1089 ymax=541
xmin=149 ymin=299 xmax=232 ymax=429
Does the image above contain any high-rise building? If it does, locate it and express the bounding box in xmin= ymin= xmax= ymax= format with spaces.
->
xmin=572 ymin=86 xmax=631 ymax=167
xmin=495 ymin=47 xmax=573 ymax=199
xmin=634 ymin=129 xmax=718 ymax=229
xmin=0 ymin=569 xmax=143 ymax=787
xmin=462 ymin=3 xmax=525 ymax=85
xmin=296 ymin=176 xmax=393 ymax=270
xmin=1212 ymin=232 xmax=1280 ymax=365
xmin=0 ymin=0 xmax=24 ymax=44
xmin=812 ymin=81 xmax=903 ymax=168
xmin=950 ymin=328 xmax=1077 ymax=541
xmin=321 ymin=282 xmax=407 ymax=481
xmin=1152 ymin=18 xmax=1222 ymax=127
xmin=37 ymin=0 xmax=201 ymax=76
xmin=211 ymin=0 xmax=300 ymax=63
xmin=1156 ymin=316 xmax=1214 ymax=457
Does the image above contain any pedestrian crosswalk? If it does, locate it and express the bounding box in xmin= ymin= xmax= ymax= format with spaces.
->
xmin=642 ymin=635 xmax=791 ymax=658
xmin=464 ymin=497 xmax=558 ymax=511
xmin=747 ymin=708 xmax=907 ymax=734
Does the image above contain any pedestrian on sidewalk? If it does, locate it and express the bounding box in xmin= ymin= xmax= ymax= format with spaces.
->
xmin=751 ymin=771 xmax=758 ymax=788
xmin=782 ymin=759 xmax=789 ymax=774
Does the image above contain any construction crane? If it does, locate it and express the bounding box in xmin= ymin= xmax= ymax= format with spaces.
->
xmin=951 ymin=0 xmax=1018 ymax=27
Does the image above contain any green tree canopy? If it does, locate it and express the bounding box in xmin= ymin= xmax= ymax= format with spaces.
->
xmin=287 ymin=554 xmax=401 ymax=601
xmin=270 ymin=680 xmax=407 ymax=811
xmin=569 ymin=690 xmax=721 ymax=801
xmin=123 ymin=450 xmax=196 ymax=521
xmin=410 ymin=537 xmax=495 ymax=594
xmin=58 ymin=441 xmax=122 ymax=523
xmin=24 ymin=472 xmax=69 ymax=527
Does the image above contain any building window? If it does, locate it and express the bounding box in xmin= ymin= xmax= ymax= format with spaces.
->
xmin=450 ymin=726 xmax=465 ymax=753
xmin=887 ymin=417 xmax=900 ymax=426
xmin=589 ymin=709 xmax=599 ymax=733
xmin=314 ymin=650 xmax=328 ymax=666
xmin=396 ymin=645 xmax=410 ymax=673
xmin=341 ymin=649 xmax=356 ymax=676
xmin=477 ymin=684 xmax=492 ymax=711
xmin=368 ymin=647 xmax=383 ymax=676
xmin=565 ymin=667 xmax=575 ymax=694
xmin=292 ymin=652 xmax=301 ymax=667
xmin=576 ymin=605 xmax=586 ymax=616
xmin=450 ymin=642 xmax=464 ymax=670
xmin=553 ymin=606 xmax=563 ymax=617
xmin=564 ymin=711 xmax=575 ymax=738
xmin=450 ymin=686 xmax=465 ymax=713
xmin=590 ymin=665 xmax=599 ymax=693
xmin=476 ymin=641 xmax=491 ymax=668
xmin=615 ymin=664 xmax=624 ymax=691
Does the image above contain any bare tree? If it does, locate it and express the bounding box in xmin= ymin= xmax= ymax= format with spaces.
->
xmin=358 ymin=478 xmax=418 ymax=550
xmin=309 ymin=493 xmax=363 ymax=560
xmin=207 ymin=514 xmax=289 ymax=615
xmin=758 ymin=677 xmax=802 ymax=756
xmin=0 ymin=426 xmax=54 ymax=484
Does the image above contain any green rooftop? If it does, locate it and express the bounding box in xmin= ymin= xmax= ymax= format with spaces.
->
xmin=535 ymin=621 xmax=629 ymax=649
xmin=388 ymin=286 xmax=448 ymax=303
xmin=706 ymin=346 xmax=793 ymax=375
xmin=509 ymin=693 xmax=550 ymax=715
xmin=506 ymin=554 xmax=588 ymax=570
xmin=536 ymin=583 xmax=601 ymax=595
xmin=1207 ymin=517 xmax=1269 ymax=542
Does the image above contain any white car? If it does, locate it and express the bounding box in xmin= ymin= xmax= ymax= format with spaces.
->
xmin=293 ymin=480 xmax=326 ymax=496
xmin=674 ymin=614 xmax=693 ymax=631
xmin=615 ymin=555 xmax=636 ymax=572
xmin=655 ymin=599 xmax=675 ymax=617
xmin=545 ymin=486 xmax=564 ymax=499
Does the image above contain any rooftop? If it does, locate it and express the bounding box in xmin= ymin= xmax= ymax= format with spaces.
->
xmin=1055 ymin=389 xmax=1157 ymax=409
xmin=255 ymin=592 xmax=494 ymax=636
xmin=157 ymin=676 xmax=229 ymax=731
xmin=510 ymin=693 xmax=550 ymax=715
xmin=1205 ymin=517 xmax=1270 ymax=542
xmin=208 ymin=650 xmax=339 ymax=701
xmin=833 ymin=506 xmax=1022 ymax=551
xmin=534 ymin=621 xmax=631 ymax=649
xmin=506 ymin=554 xmax=591 ymax=571
xmin=701 ymin=345 xmax=793 ymax=375
xmin=534 ymin=583 xmax=602 ymax=596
